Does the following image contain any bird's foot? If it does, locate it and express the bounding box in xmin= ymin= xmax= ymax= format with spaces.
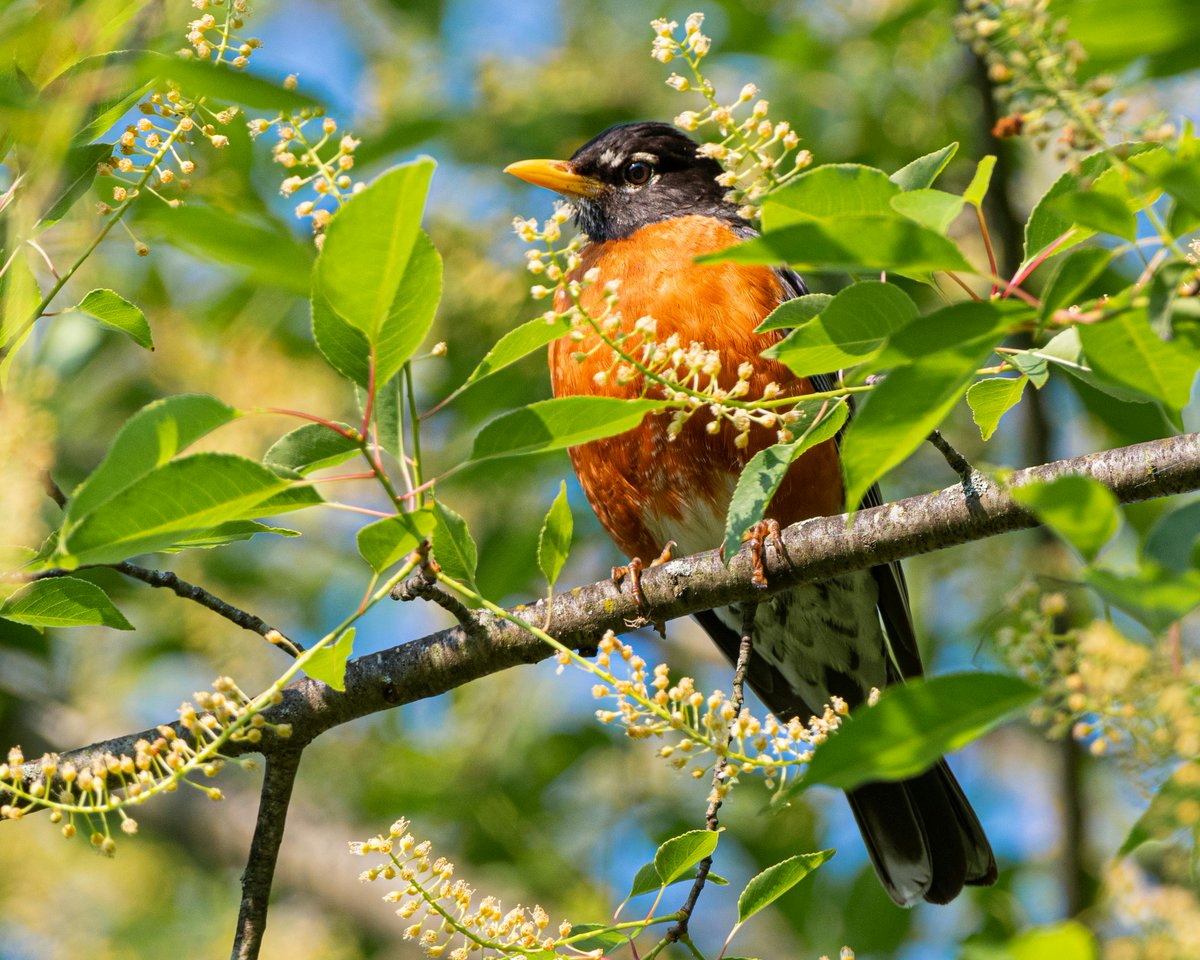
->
xmin=740 ymin=520 xmax=783 ymax=589
xmin=612 ymin=541 xmax=675 ymax=612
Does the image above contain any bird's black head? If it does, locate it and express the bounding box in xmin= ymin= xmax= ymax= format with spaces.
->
xmin=505 ymin=122 xmax=737 ymax=241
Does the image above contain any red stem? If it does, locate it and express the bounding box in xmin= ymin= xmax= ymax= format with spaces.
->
xmin=1004 ymin=229 xmax=1076 ymax=300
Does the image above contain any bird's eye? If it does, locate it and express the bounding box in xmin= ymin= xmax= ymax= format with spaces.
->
xmin=623 ymin=160 xmax=653 ymax=185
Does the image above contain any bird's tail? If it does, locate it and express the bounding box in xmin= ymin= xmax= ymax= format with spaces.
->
xmin=846 ymin=758 xmax=996 ymax=907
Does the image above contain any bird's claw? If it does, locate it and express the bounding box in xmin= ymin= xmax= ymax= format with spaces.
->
xmin=741 ymin=520 xmax=782 ymax=589
xmin=612 ymin=541 xmax=675 ymax=613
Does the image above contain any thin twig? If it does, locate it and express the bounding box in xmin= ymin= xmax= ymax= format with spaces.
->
xmin=231 ymin=748 xmax=304 ymax=960
xmin=392 ymin=562 xmax=485 ymax=639
xmin=666 ymin=603 xmax=756 ymax=944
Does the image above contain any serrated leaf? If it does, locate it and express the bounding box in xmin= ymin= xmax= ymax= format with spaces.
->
xmin=356 ymin=509 xmax=434 ymax=574
xmin=264 ymin=423 xmax=359 ymax=477
xmin=625 ymin=861 xmax=728 ymax=900
xmin=763 ymin=281 xmax=919 ymax=378
xmin=803 ymin=674 xmax=1038 ymax=790
xmin=755 ymin=293 xmax=833 ymax=333
xmin=537 ymin=481 xmax=572 ymax=588
xmin=967 ymin=376 xmax=1027 ymax=441
xmin=1049 ymin=190 xmax=1136 ymax=241
xmin=465 ymin=315 xmax=572 ymax=387
xmin=841 ymin=301 xmax=1020 ymax=509
xmin=1120 ymin=759 xmax=1200 ymax=855
xmin=314 ymin=160 xmax=440 ymax=383
xmin=736 ymin=851 xmax=835 ymax=923
xmin=0 ymin=577 xmax=132 ymax=630
xmin=1037 ymin=247 xmax=1114 ymax=325
xmin=431 ymin=500 xmax=478 ymax=588
xmin=1078 ymin=310 xmax=1200 ymax=410
xmin=722 ymin=401 xmax=848 ymax=563
xmin=1011 ymin=474 xmax=1120 ymax=562
xmin=889 ymin=142 xmax=959 ymax=192
xmin=890 ymin=189 xmax=965 ymax=234
xmin=1085 ymin=564 xmax=1200 ymax=634
xmin=66 ymin=394 xmax=239 ymax=527
xmin=761 ymin=164 xmax=900 ymax=231
xmin=1038 ymin=327 xmax=1153 ymax=403
xmin=469 ymin=397 xmax=668 ymax=461
xmin=60 ymin=453 xmax=291 ymax=566
xmin=305 ymin=627 xmax=354 ymax=692
xmin=702 ymin=215 xmax=975 ymax=276
xmin=72 ymin=288 xmax=153 ymax=349
xmin=654 ymin=829 xmax=719 ymax=885
xmin=963 ymin=155 xmax=997 ymax=208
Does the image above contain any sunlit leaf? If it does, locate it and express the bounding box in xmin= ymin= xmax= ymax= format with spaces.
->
xmin=803 ymin=674 xmax=1038 ymax=790
xmin=469 ymin=397 xmax=669 ymax=461
xmin=0 ymin=577 xmax=132 ymax=630
xmin=537 ymin=481 xmax=572 ymax=588
xmin=755 ymin=293 xmax=833 ymax=333
xmin=654 ymin=829 xmax=719 ymax=885
xmin=736 ymin=850 xmax=835 ymax=923
xmin=890 ymin=189 xmax=965 ymax=234
xmin=431 ymin=500 xmax=478 ymax=588
xmin=71 ymin=288 xmax=153 ymax=349
xmin=889 ymin=142 xmax=959 ymax=192
xmin=1010 ymin=474 xmax=1120 ymax=562
xmin=963 ymin=155 xmax=996 ymax=208
xmin=762 ymin=164 xmax=899 ymax=230
xmin=305 ymin=627 xmax=354 ymax=692
xmin=625 ymin=861 xmax=728 ymax=900
xmin=1079 ymin=310 xmax=1200 ymax=410
xmin=36 ymin=141 xmax=112 ymax=229
xmin=264 ymin=423 xmax=359 ymax=477
xmin=1049 ymin=190 xmax=1136 ymax=241
xmin=1037 ymin=247 xmax=1114 ymax=325
xmin=967 ymin=376 xmax=1027 ymax=441
xmin=136 ymin=51 xmax=321 ymax=111
xmin=357 ymin=509 xmax=434 ymax=574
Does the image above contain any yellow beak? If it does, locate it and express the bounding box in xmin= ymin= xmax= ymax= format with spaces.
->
xmin=503 ymin=158 xmax=605 ymax=198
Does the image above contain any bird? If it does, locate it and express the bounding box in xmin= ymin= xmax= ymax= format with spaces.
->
xmin=504 ymin=121 xmax=996 ymax=907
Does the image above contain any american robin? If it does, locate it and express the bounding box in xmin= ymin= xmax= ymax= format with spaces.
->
xmin=505 ymin=121 xmax=996 ymax=907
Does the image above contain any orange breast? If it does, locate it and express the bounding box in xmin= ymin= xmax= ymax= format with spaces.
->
xmin=550 ymin=214 xmax=844 ymax=561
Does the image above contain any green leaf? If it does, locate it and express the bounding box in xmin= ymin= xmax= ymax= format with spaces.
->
xmin=0 ymin=248 xmax=39 ymax=351
xmin=71 ymin=288 xmax=153 ymax=349
xmin=889 ymin=189 xmax=965 ymax=234
xmin=66 ymin=394 xmax=239 ymax=527
xmin=163 ymin=521 xmax=298 ymax=551
xmin=755 ymin=293 xmax=833 ymax=333
xmin=314 ymin=160 xmax=440 ymax=383
xmin=1059 ymin=0 xmax=1200 ymax=79
xmin=1120 ymin=759 xmax=1200 ymax=855
xmin=761 ymin=164 xmax=899 ymax=231
xmin=889 ymin=142 xmax=959 ymax=192
xmin=1038 ymin=327 xmax=1154 ymax=404
xmin=356 ymin=509 xmax=434 ymax=574
xmin=1007 ymin=351 xmax=1049 ymax=387
xmin=654 ymin=829 xmax=719 ymax=885
xmin=305 ymin=627 xmax=354 ymax=692
xmin=537 ymin=481 xmax=573 ymax=588
xmin=736 ymin=851 xmax=835 ymax=923
xmin=1010 ymin=474 xmax=1120 ymax=562
xmin=431 ymin=500 xmax=478 ymax=588
xmin=803 ymin=674 xmax=1038 ymax=790
xmin=1037 ymin=247 xmax=1114 ymax=325
xmin=704 ymin=215 xmax=975 ymax=276
xmin=625 ymin=861 xmax=728 ymax=900
xmin=1158 ymin=160 xmax=1200 ymax=216
xmin=1048 ymin=190 xmax=1136 ymax=241
xmin=136 ymin=52 xmax=321 ymax=111
xmin=0 ymin=577 xmax=132 ymax=630
xmin=764 ymin=281 xmax=919 ymax=378
xmin=1085 ymin=564 xmax=1200 ymax=634
xmin=60 ymin=453 xmax=291 ymax=566
xmin=137 ymin=204 xmax=314 ymax=296
xmin=312 ymin=284 xmax=371 ymax=386
xmin=1079 ymin=310 xmax=1200 ymax=410
xmin=563 ymin=925 xmax=632 ymax=953
xmin=963 ymin=155 xmax=997 ymax=208
xmin=1024 ymin=143 xmax=1162 ymax=259
xmin=967 ymin=376 xmax=1027 ymax=441
xmin=36 ymin=142 xmax=112 ymax=229
xmin=469 ymin=397 xmax=668 ymax=461
xmin=722 ymin=401 xmax=848 ymax=563
xmin=1143 ymin=501 xmax=1200 ymax=572
xmin=466 ymin=315 xmax=572 ymax=385
xmin=264 ymin=423 xmax=359 ymax=477
xmin=1009 ymin=921 xmax=1097 ymax=960
xmin=372 ymin=374 xmax=404 ymax=462
xmin=841 ymin=301 xmax=1018 ymax=508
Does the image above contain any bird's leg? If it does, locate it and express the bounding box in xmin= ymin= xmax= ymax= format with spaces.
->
xmin=739 ymin=519 xmax=783 ymax=589
xmin=612 ymin=540 xmax=676 ymax=612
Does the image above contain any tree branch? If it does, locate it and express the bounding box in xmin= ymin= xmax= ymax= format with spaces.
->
xmin=231 ymin=748 xmax=304 ymax=960
xmin=9 ymin=433 xmax=1200 ymax=789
